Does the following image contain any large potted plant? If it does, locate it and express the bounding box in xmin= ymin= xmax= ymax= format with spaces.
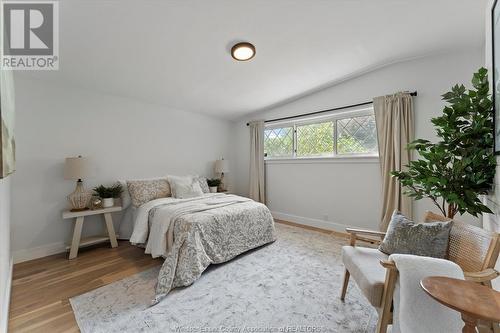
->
xmin=93 ymin=183 xmax=123 ymax=208
xmin=392 ymin=68 xmax=496 ymax=219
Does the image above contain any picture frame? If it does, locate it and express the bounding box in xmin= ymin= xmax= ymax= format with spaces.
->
xmin=0 ymin=69 xmax=16 ymax=178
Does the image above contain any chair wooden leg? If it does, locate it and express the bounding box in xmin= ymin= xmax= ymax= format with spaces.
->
xmin=376 ymin=262 xmax=398 ymax=333
xmin=340 ymin=269 xmax=350 ymax=301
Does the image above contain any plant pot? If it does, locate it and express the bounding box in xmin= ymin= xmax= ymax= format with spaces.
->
xmin=102 ymin=197 xmax=114 ymax=208
xmin=209 ymin=186 xmax=218 ymax=193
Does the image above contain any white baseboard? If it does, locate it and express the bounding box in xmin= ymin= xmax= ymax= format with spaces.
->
xmin=1 ymin=257 xmax=13 ymax=333
xmin=271 ymin=211 xmax=349 ymax=233
xmin=13 ymin=242 xmax=66 ymax=264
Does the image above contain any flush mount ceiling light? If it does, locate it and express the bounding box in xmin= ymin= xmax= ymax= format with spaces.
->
xmin=231 ymin=42 xmax=256 ymax=61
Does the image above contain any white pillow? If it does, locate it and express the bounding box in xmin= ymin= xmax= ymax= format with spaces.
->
xmin=168 ymin=175 xmax=204 ymax=199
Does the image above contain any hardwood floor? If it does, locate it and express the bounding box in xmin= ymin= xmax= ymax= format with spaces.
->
xmin=8 ymin=241 xmax=162 ymax=333
xmin=8 ymin=221 xmax=344 ymax=333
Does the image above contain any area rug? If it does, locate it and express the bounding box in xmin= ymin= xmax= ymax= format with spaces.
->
xmin=70 ymin=223 xmax=377 ymax=333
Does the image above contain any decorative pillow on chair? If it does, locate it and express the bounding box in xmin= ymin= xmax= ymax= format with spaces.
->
xmin=378 ymin=210 xmax=452 ymax=258
xmin=126 ymin=178 xmax=171 ymax=207
xmin=168 ymin=175 xmax=204 ymax=199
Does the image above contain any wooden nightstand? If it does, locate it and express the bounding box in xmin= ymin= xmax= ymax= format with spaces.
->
xmin=62 ymin=206 xmax=122 ymax=259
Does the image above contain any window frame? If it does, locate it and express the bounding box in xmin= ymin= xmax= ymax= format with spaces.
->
xmin=264 ymin=106 xmax=379 ymax=161
xmin=263 ymin=124 xmax=295 ymax=159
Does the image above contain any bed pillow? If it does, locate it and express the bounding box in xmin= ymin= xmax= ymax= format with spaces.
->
xmin=168 ymin=175 xmax=204 ymax=199
xmin=378 ymin=210 xmax=452 ymax=259
xmin=195 ymin=176 xmax=210 ymax=193
xmin=126 ymin=178 xmax=171 ymax=207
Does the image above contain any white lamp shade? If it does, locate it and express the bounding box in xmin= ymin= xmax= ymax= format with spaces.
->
xmin=64 ymin=156 xmax=94 ymax=180
xmin=215 ymin=159 xmax=229 ymax=173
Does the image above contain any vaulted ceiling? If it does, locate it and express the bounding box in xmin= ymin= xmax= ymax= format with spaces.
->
xmin=21 ymin=0 xmax=487 ymax=119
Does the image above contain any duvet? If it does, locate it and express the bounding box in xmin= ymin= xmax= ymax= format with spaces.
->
xmin=129 ymin=193 xmax=276 ymax=303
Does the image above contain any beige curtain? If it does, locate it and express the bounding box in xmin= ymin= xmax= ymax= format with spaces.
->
xmin=249 ymin=121 xmax=265 ymax=203
xmin=374 ymin=92 xmax=414 ymax=231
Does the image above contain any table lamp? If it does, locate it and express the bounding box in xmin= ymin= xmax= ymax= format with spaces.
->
xmin=64 ymin=156 xmax=94 ymax=211
xmin=215 ymin=158 xmax=229 ymax=192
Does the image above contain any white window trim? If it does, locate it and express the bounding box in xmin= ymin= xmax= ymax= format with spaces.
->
xmin=264 ymin=106 xmax=379 ymax=161
xmin=265 ymin=155 xmax=379 ymax=165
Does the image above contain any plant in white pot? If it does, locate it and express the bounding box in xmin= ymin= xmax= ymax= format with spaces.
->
xmin=93 ymin=183 xmax=123 ymax=208
xmin=207 ymin=178 xmax=221 ymax=193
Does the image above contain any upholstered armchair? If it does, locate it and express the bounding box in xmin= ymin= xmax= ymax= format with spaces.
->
xmin=340 ymin=211 xmax=500 ymax=333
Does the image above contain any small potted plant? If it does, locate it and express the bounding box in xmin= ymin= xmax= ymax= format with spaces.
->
xmin=93 ymin=183 xmax=123 ymax=208
xmin=207 ymin=178 xmax=221 ymax=193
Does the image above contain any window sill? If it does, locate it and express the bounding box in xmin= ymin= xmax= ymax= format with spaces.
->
xmin=264 ymin=155 xmax=379 ymax=164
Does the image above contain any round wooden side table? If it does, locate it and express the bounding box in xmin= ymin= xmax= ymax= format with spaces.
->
xmin=420 ymin=276 xmax=500 ymax=333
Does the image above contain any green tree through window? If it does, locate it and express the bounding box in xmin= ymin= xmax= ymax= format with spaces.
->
xmin=296 ymin=122 xmax=334 ymax=156
xmin=264 ymin=127 xmax=294 ymax=157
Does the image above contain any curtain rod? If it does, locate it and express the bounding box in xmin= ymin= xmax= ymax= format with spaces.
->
xmin=246 ymin=91 xmax=417 ymax=126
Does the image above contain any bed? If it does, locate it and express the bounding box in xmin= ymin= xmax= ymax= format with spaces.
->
xmin=127 ymin=192 xmax=276 ymax=303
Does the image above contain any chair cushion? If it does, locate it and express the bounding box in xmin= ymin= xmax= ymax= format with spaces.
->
xmin=342 ymin=246 xmax=388 ymax=307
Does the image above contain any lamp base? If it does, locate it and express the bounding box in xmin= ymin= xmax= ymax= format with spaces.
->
xmin=218 ymin=173 xmax=227 ymax=192
xmin=68 ymin=180 xmax=92 ymax=211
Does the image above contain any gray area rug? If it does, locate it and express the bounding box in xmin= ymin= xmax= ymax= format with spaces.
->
xmin=70 ymin=223 xmax=377 ymax=333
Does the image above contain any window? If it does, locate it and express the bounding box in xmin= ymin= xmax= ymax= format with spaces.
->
xmin=296 ymin=121 xmax=333 ymax=157
xmin=264 ymin=108 xmax=378 ymax=159
xmin=264 ymin=126 xmax=294 ymax=158
xmin=337 ymin=115 xmax=377 ymax=154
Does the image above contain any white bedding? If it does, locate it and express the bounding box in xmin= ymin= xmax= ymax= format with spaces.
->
xmin=130 ymin=193 xmax=251 ymax=257
xmin=128 ymin=193 xmax=276 ymax=300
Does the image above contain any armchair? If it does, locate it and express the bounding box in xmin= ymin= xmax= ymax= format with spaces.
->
xmin=340 ymin=211 xmax=500 ymax=333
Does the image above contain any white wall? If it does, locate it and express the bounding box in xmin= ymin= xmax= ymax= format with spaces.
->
xmin=0 ymin=53 xmax=13 ymax=331
xmin=0 ymin=177 xmax=12 ymax=333
xmin=11 ymin=77 xmax=234 ymax=262
xmin=233 ymin=49 xmax=485 ymax=231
